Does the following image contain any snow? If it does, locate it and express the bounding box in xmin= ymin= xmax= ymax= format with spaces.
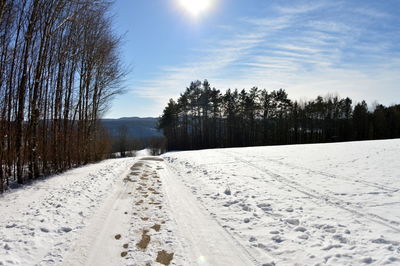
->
xmin=0 ymin=150 xmax=189 ymax=266
xmin=161 ymin=165 xmax=257 ymax=265
xmin=136 ymin=149 xmax=151 ymax=157
xmin=1 ymin=140 xmax=400 ymax=265
xmin=0 ymin=158 xmax=134 ymax=265
xmin=62 ymin=154 xmax=186 ymax=266
xmin=162 ymin=139 xmax=400 ymax=265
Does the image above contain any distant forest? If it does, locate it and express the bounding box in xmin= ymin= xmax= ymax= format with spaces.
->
xmin=159 ymin=80 xmax=400 ymax=151
xmin=0 ymin=0 xmax=123 ymax=191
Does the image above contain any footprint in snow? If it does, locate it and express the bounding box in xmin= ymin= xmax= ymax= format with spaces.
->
xmin=40 ymin=227 xmax=50 ymax=233
xmin=323 ymin=225 xmax=336 ymax=233
xmin=333 ymin=234 xmax=348 ymax=244
xmin=120 ymin=251 xmax=128 ymax=257
xmin=249 ymin=236 xmax=257 ymax=242
xmin=58 ymin=227 xmax=72 ymax=233
xmin=361 ymin=257 xmax=374 ymax=264
xmin=271 ymin=235 xmax=284 ymax=243
xmin=5 ymin=223 xmax=17 ymax=229
xmin=285 ymin=218 xmax=300 ymax=226
xmin=298 ymin=234 xmax=309 ymax=240
xmin=294 ymin=226 xmax=307 ymax=232
xmin=257 ymin=203 xmax=273 ymax=212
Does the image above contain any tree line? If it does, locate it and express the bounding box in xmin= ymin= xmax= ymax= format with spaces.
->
xmin=0 ymin=0 xmax=124 ymax=191
xmin=158 ymin=80 xmax=400 ymax=151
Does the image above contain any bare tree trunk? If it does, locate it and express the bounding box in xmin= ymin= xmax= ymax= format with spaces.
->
xmin=0 ymin=0 xmax=124 ymax=191
xmin=16 ymin=0 xmax=39 ymax=184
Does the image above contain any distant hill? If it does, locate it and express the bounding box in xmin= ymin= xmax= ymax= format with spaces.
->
xmin=100 ymin=117 xmax=162 ymax=139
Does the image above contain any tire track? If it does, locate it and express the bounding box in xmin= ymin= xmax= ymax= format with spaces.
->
xmin=162 ymin=163 xmax=263 ymax=266
xmin=261 ymin=156 xmax=399 ymax=193
xmin=219 ymin=150 xmax=400 ymax=233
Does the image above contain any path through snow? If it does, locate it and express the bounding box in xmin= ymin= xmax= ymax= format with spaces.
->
xmin=161 ymin=165 xmax=258 ymax=265
xmin=2 ymin=140 xmax=400 ymax=265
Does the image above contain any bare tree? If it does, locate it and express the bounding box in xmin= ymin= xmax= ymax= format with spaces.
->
xmin=0 ymin=0 xmax=124 ymax=191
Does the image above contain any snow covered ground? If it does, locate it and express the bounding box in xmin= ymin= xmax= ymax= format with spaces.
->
xmin=1 ymin=140 xmax=400 ymax=265
xmin=0 ymin=158 xmax=134 ymax=265
xmin=0 ymin=150 xmax=190 ymax=266
xmin=163 ymin=139 xmax=400 ymax=265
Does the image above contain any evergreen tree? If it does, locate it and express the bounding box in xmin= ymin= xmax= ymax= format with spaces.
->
xmin=158 ymin=81 xmax=400 ymax=151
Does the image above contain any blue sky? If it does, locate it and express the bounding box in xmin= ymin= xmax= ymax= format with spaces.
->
xmin=106 ymin=0 xmax=400 ymax=118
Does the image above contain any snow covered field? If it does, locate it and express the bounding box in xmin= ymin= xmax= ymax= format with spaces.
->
xmin=163 ymin=139 xmax=400 ymax=265
xmin=1 ymin=140 xmax=400 ymax=265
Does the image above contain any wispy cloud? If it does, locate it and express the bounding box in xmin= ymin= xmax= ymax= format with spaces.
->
xmin=352 ymin=7 xmax=390 ymax=19
xmin=132 ymin=0 xmax=400 ymax=112
xmin=274 ymin=0 xmax=335 ymax=15
xmin=132 ymin=23 xmax=274 ymax=105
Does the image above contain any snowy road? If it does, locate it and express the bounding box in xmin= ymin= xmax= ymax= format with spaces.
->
xmin=1 ymin=140 xmax=400 ymax=265
xmin=62 ymin=162 xmax=136 ymax=266
xmin=161 ymin=165 xmax=258 ymax=265
xmin=0 ymin=155 xmax=187 ymax=266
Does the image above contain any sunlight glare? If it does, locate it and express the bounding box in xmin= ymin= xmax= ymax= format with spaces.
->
xmin=197 ymin=255 xmax=207 ymax=264
xmin=177 ymin=0 xmax=213 ymax=17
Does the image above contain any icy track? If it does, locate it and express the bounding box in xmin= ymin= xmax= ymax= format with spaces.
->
xmin=1 ymin=140 xmax=400 ymax=266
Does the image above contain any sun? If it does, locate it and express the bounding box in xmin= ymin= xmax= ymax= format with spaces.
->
xmin=177 ymin=0 xmax=214 ymax=17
